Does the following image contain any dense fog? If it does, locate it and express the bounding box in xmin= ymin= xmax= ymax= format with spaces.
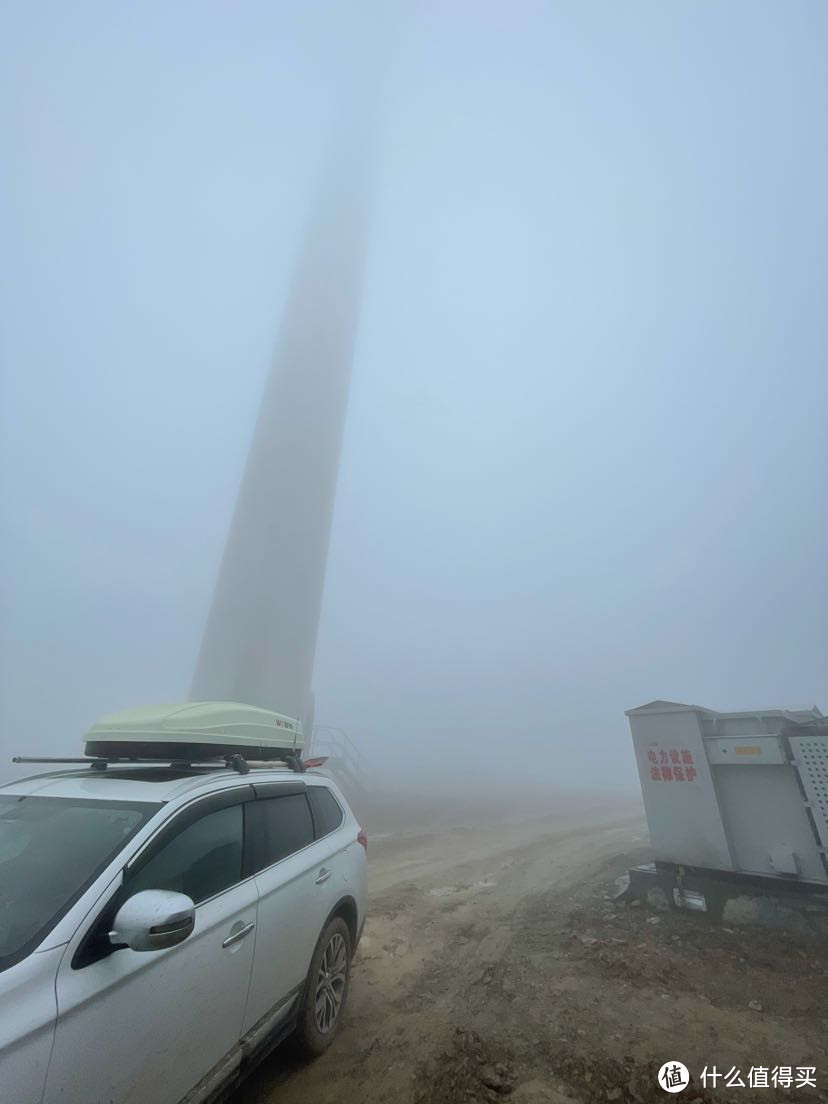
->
xmin=1 ymin=2 xmax=826 ymax=789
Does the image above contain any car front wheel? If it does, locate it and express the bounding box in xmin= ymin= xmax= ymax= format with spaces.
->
xmin=296 ymin=916 xmax=352 ymax=1057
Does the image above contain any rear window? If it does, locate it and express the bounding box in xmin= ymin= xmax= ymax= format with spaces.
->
xmin=247 ymin=794 xmax=315 ymax=872
xmin=308 ymin=786 xmax=344 ymax=837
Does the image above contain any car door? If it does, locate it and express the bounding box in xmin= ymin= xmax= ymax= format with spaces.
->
xmin=241 ymin=782 xmax=346 ymax=1036
xmin=44 ymin=789 xmax=258 ymax=1104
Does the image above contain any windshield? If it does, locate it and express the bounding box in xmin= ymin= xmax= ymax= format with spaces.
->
xmin=0 ymin=794 xmax=160 ymax=972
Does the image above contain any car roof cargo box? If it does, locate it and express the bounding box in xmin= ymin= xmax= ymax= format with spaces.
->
xmin=84 ymin=701 xmax=303 ymax=761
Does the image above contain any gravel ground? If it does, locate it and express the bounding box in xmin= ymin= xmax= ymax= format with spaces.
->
xmin=235 ymin=791 xmax=828 ymax=1104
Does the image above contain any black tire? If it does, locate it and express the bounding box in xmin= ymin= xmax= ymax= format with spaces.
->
xmin=296 ymin=916 xmax=352 ymax=1057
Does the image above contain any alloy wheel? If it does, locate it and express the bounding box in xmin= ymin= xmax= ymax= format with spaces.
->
xmin=314 ymin=932 xmax=347 ymax=1034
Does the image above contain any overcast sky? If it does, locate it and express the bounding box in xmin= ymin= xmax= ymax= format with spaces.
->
xmin=1 ymin=2 xmax=826 ymax=789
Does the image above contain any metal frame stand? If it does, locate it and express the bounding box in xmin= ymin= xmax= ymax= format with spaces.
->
xmin=624 ymin=861 xmax=828 ymax=932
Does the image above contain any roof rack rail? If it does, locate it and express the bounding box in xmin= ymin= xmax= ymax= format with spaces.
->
xmin=11 ymin=752 xmax=321 ymax=776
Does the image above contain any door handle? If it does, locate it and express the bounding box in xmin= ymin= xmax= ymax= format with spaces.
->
xmin=222 ymin=921 xmax=255 ymax=948
xmin=315 ymin=867 xmax=332 ymax=885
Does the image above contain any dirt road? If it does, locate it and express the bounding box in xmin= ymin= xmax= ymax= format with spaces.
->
xmin=236 ymin=793 xmax=828 ymax=1104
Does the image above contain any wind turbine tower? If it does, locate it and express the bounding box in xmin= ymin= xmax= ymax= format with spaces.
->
xmin=191 ymin=146 xmax=370 ymax=744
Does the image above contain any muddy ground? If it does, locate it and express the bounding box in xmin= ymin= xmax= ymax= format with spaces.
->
xmin=236 ymin=791 xmax=828 ymax=1104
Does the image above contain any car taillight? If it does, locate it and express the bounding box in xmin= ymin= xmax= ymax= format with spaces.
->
xmin=357 ymin=828 xmax=368 ymax=850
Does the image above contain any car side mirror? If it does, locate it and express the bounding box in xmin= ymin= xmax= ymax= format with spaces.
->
xmin=109 ymin=889 xmax=195 ymax=952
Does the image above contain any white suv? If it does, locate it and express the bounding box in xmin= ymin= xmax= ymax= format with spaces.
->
xmin=0 ymin=762 xmax=367 ymax=1104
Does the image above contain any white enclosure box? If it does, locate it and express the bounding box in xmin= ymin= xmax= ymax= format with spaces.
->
xmin=627 ymin=700 xmax=828 ymax=885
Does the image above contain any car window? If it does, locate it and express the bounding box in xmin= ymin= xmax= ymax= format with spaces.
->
xmin=308 ymin=787 xmax=344 ymax=838
xmin=0 ymin=795 xmax=159 ymax=973
xmin=127 ymin=804 xmax=243 ymax=904
xmin=247 ymin=794 xmax=314 ymax=873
